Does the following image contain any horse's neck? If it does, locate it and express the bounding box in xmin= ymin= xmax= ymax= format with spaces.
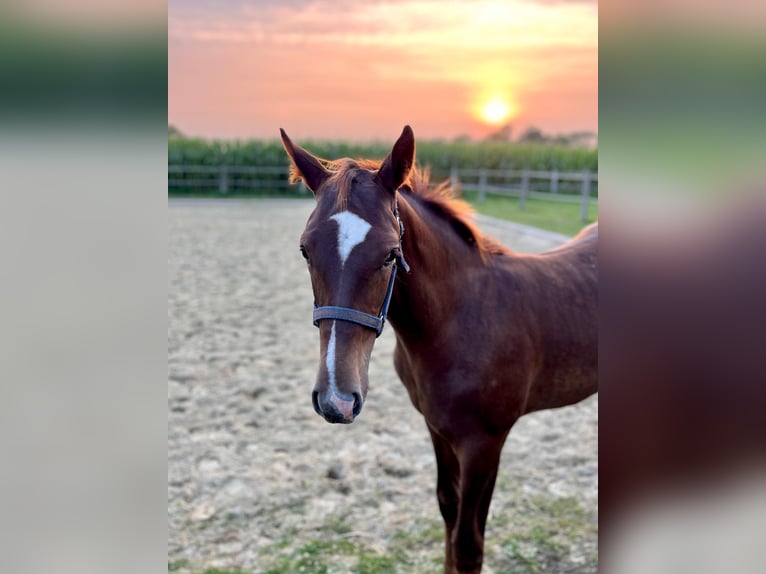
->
xmin=387 ymin=194 xmax=475 ymax=339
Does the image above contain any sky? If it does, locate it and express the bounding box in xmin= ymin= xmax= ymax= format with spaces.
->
xmin=168 ymin=0 xmax=597 ymax=141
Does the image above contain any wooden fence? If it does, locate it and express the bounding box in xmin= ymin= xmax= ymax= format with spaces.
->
xmin=449 ymin=167 xmax=598 ymax=222
xmin=167 ymin=165 xmax=297 ymax=194
xmin=168 ymin=165 xmax=598 ymax=221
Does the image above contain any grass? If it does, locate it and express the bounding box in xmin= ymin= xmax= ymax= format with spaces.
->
xmin=461 ymin=191 xmax=598 ymax=237
xmin=492 ymin=494 xmax=597 ymax=574
xmin=254 ymin=516 xmax=443 ymax=574
xmin=168 ymin=559 xmax=189 ymax=571
xmin=260 ymin=538 xmax=408 ymax=574
xmin=173 ymin=493 xmax=595 ymax=574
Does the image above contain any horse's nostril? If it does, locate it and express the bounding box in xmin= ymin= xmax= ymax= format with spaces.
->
xmin=352 ymin=392 xmax=363 ymax=417
xmin=312 ymin=391 xmax=322 ymax=416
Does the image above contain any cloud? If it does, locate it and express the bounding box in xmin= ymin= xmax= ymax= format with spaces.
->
xmin=170 ymin=0 xmax=596 ymax=50
xmin=169 ymin=0 xmax=597 ymax=138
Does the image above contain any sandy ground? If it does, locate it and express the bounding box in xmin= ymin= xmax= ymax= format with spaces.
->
xmin=168 ymin=199 xmax=597 ymax=573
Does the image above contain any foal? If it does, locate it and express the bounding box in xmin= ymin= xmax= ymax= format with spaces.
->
xmin=281 ymin=126 xmax=597 ymax=573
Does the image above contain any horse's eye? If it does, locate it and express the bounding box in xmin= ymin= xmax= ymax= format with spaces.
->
xmin=299 ymin=245 xmax=309 ymax=261
xmin=383 ymin=249 xmax=397 ymax=267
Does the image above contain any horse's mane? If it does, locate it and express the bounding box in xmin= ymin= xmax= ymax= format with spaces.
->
xmin=402 ymin=166 xmax=509 ymax=262
xmin=290 ymin=157 xmax=508 ymax=261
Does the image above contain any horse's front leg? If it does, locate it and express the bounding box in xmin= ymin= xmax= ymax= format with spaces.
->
xmin=451 ymin=437 xmax=505 ymax=574
xmin=428 ymin=427 xmax=460 ymax=573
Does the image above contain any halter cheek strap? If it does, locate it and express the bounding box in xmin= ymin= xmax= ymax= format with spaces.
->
xmin=312 ymin=200 xmax=408 ymax=338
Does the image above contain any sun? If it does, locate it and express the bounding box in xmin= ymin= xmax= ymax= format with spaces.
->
xmin=479 ymin=96 xmax=513 ymax=125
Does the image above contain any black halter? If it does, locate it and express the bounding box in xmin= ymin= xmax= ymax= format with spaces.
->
xmin=312 ymin=200 xmax=409 ymax=338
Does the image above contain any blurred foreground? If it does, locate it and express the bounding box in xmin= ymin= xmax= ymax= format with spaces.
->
xmin=600 ymin=1 xmax=766 ymax=572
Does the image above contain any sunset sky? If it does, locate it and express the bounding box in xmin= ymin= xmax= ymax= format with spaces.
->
xmin=168 ymin=0 xmax=597 ymax=141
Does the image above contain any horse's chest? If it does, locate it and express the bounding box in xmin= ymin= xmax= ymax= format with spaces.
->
xmin=393 ymin=361 xmax=424 ymax=413
xmin=392 ymin=345 xmax=432 ymax=414
xmin=392 ymin=344 xmax=470 ymax=428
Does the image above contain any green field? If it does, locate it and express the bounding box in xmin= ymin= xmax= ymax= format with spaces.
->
xmin=169 ymin=491 xmax=596 ymax=573
xmin=462 ymin=192 xmax=598 ymax=236
xmin=169 ymin=136 xmax=597 ymax=173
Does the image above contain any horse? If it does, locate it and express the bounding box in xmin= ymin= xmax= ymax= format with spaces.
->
xmin=280 ymin=125 xmax=598 ymax=574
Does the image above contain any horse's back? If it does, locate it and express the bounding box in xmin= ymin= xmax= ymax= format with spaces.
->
xmin=573 ymin=221 xmax=598 ymax=242
xmin=545 ymin=221 xmax=598 ymax=257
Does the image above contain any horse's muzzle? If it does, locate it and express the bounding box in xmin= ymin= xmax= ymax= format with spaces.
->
xmin=312 ymin=389 xmax=363 ymax=424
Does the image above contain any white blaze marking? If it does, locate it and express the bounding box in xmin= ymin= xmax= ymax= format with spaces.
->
xmin=324 ymin=211 xmax=370 ymax=395
xmin=330 ymin=211 xmax=372 ymax=267
xmin=326 ymin=321 xmax=337 ymax=392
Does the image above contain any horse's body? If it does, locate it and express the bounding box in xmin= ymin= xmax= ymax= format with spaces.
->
xmin=281 ymin=126 xmax=597 ymax=573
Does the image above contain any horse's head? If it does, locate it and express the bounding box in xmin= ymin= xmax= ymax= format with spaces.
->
xmin=280 ymin=126 xmax=414 ymax=423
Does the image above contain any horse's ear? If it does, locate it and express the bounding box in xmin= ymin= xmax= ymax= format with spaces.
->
xmin=280 ymin=128 xmax=330 ymax=195
xmin=377 ymin=125 xmax=415 ymax=193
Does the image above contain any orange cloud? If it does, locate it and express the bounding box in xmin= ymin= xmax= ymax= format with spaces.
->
xmin=169 ymin=0 xmax=597 ymax=140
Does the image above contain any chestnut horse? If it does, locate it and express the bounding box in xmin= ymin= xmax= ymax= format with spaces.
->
xmin=280 ymin=126 xmax=597 ymax=574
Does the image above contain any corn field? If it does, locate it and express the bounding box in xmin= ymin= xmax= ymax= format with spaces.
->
xmin=168 ymin=136 xmax=597 ymax=195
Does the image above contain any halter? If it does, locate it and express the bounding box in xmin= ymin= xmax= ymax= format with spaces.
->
xmin=312 ymin=200 xmax=409 ymax=338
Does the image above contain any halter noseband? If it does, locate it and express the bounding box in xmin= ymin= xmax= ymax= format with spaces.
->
xmin=312 ymin=200 xmax=409 ymax=338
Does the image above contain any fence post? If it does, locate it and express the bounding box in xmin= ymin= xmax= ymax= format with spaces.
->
xmin=478 ymin=169 xmax=487 ymax=203
xmin=550 ymin=169 xmax=559 ymax=194
xmin=219 ymin=165 xmax=228 ymax=194
xmin=519 ymin=169 xmax=530 ymax=210
xmin=450 ymin=165 xmax=459 ymax=192
xmin=580 ymin=171 xmax=591 ymax=222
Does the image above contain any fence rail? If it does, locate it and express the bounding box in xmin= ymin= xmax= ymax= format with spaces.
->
xmin=450 ymin=167 xmax=598 ymax=222
xmin=168 ymin=165 xmax=598 ymax=221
